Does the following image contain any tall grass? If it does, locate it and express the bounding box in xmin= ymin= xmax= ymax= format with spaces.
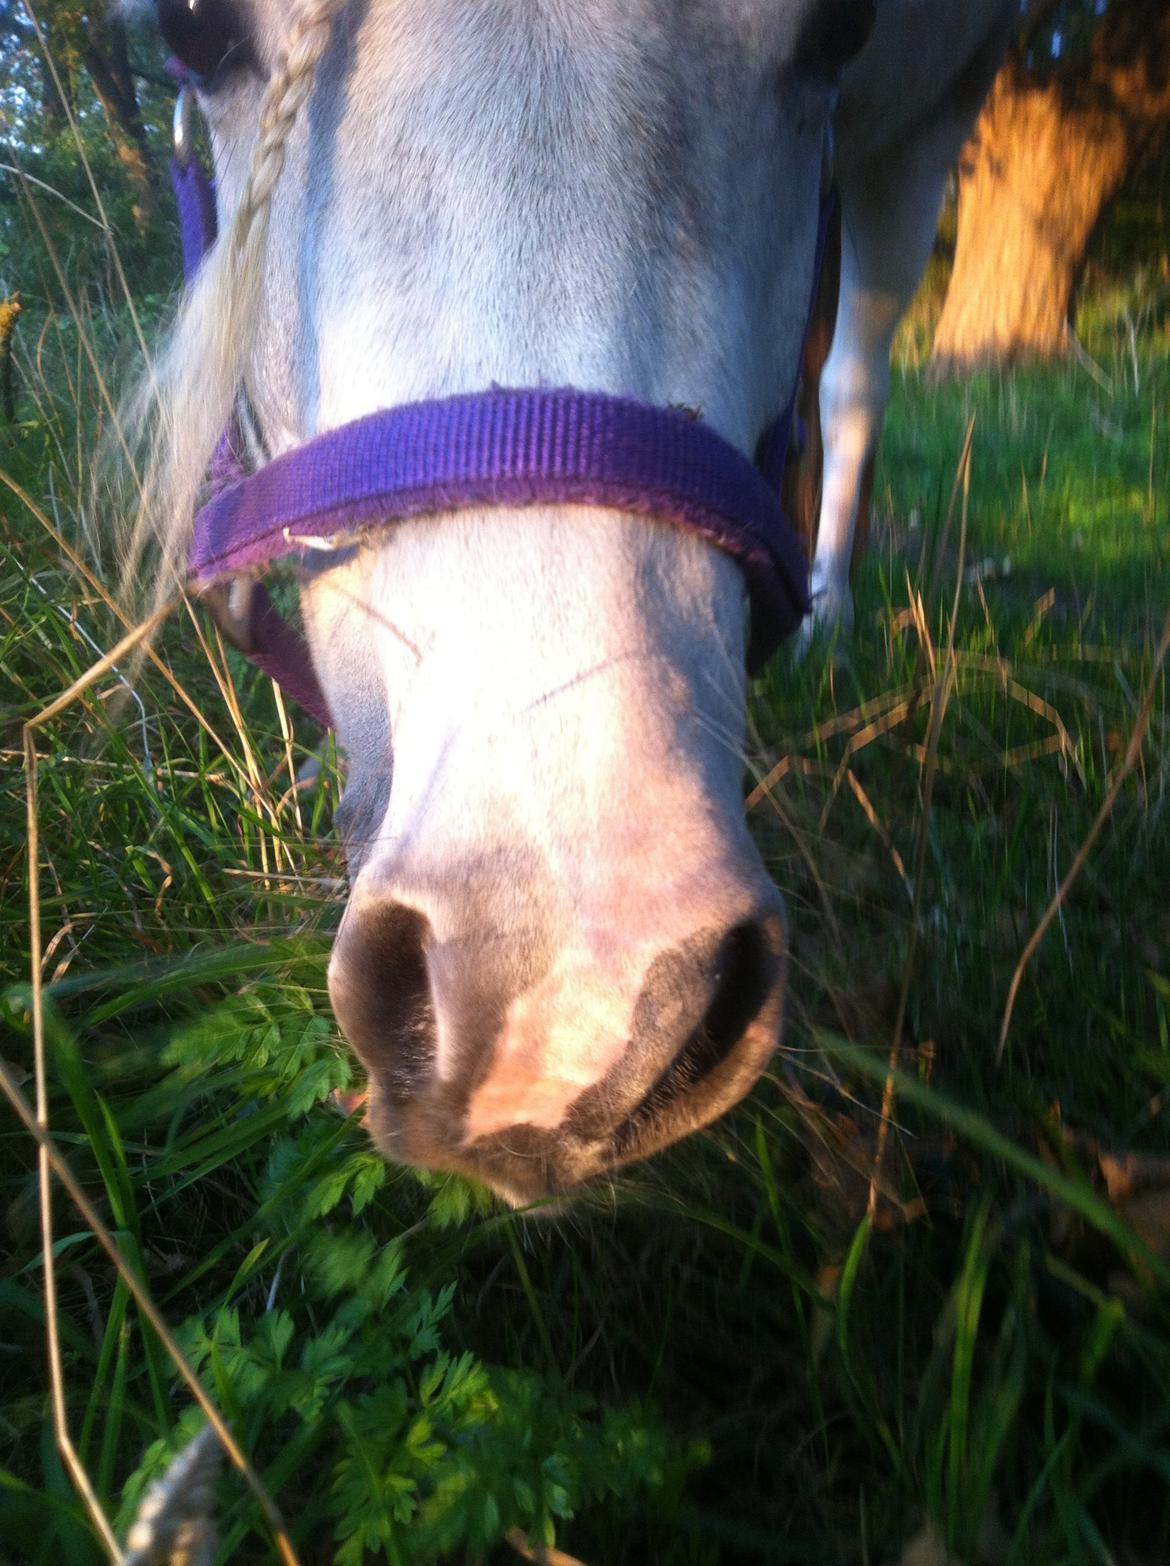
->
xmin=2 ymin=116 xmax=1170 ymax=1566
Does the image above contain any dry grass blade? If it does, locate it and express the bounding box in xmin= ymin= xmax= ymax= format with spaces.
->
xmin=273 ymin=683 xmax=306 ymax=835
xmin=23 ymin=609 xmax=174 ymax=1563
xmin=505 ymin=1528 xmax=591 ymax=1566
xmin=1003 ymin=677 xmax=1077 ymax=761
xmin=20 ymin=614 xmax=303 ymax=1566
xmin=1000 ymin=733 xmax=1067 ymax=769
xmin=182 ymin=601 xmax=289 ymax=878
xmin=745 ymin=683 xmax=926 ymax=811
xmin=0 ymin=468 xmax=260 ymax=795
xmin=843 ymin=768 xmax=911 ymax=895
xmin=750 ymin=772 xmax=843 ymax=948
xmin=997 ymin=600 xmax=1170 ymax=1063
xmin=0 ymin=1059 xmax=302 ymax=1566
xmin=868 ymin=415 xmax=975 ymax=1218
xmin=818 ymin=694 xmax=922 ymax=836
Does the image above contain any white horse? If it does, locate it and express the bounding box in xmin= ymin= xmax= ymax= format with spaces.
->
xmin=126 ymin=0 xmax=1010 ymax=1205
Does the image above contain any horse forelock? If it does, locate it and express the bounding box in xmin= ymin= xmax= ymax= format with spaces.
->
xmin=118 ymin=0 xmax=346 ymax=606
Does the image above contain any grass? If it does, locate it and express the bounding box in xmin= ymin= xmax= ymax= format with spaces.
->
xmin=2 ymin=224 xmax=1169 ymax=1562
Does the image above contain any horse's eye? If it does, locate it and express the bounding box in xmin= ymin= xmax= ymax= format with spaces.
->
xmin=156 ymin=0 xmax=253 ymax=85
xmin=794 ymin=0 xmax=876 ymax=80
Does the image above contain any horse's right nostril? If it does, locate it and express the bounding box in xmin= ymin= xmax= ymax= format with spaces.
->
xmin=328 ymin=901 xmax=435 ymax=1103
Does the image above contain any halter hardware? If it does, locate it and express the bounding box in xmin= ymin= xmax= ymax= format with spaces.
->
xmin=203 ymin=578 xmax=257 ymax=655
xmin=172 ymin=84 xmax=196 ymax=171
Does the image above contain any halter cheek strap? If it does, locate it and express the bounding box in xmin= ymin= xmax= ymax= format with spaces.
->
xmin=170 ymin=82 xmax=819 ymax=731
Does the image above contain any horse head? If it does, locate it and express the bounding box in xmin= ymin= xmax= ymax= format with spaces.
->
xmin=135 ymin=0 xmax=874 ymax=1203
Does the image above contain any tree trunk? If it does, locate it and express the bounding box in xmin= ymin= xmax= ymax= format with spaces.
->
xmin=931 ymin=67 xmax=1129 ymax=368
xmin=932 ymin=3 xmax=1170 ymax=373
xmin=83 ymin=19 xmax=155 ymax=229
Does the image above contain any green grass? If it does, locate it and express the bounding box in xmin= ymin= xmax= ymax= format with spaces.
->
xmin=2 ymin=274 xmax=1169 ymax=1562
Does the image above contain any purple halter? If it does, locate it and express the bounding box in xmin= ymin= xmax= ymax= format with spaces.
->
xmin=172 ymin=89 xmax=815 ymax=730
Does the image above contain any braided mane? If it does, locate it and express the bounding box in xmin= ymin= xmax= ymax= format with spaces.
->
xmin=121 ymin=0 xmax=348 ymax=602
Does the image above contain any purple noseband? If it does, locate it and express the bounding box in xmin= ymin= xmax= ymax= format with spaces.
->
xmin=190 ymin=388 xmax=809 ymax=659
xmin=172 ymin=88 xmax=815 ymax=729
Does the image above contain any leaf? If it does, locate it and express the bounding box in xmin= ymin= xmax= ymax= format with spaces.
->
xmin=305 ymin=1165 xmax=356 ymax=1220
xmin=286 ymin=1044 xmax=351 ymax=1117
xmin=350 ymin=1155 xmax=387 ymax=1215
xmin=307 ymin=1230 xmax=377 ymax=1297
xmin=419 ymin=1356 xmax=450 ymax=1407
xmin=255 ymin=1309 xmax=295 ymax=1369
xmin=1043 ymin=1114 xmax=1170 ymax=1296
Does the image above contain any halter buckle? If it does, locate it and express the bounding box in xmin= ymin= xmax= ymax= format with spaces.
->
xmin=204 ymin=578 xmax=257 ymax=655
xmin=173 ymin=86 xmax=196 ymax=171
xmin=282 ymin=526 xmax=342 ymax=552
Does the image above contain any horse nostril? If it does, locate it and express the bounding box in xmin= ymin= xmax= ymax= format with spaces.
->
xmin=685 ymin=918 xmax=778 ymax=1080
xmin=611 ymin=917 xmax=782 ymax=1155
xmin=328 ymin=901 xmax=435 ymax=1102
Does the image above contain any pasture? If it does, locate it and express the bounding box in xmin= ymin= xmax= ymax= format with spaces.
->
xmin=2 ymin=266 xmax=1167 ymax=1563
xmin=0 ymin=12 xmax=1168 ymax=1548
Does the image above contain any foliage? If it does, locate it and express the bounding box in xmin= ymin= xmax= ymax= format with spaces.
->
xmin=1014 ymin=0 xmax=1170 ymax=76
xmin=0 ymin=964 xmax=695 ymax=1563
xmin=0 ymin=2 xmax=179 ymax=299
xmin=118 ymin=1217 xmax=682 ymax=1565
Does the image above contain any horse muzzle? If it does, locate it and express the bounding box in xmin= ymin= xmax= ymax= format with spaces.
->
xmin=327 ymin=853 xmax=787 ymax=1206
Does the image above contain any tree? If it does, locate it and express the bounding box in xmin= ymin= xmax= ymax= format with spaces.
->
xmin=0 ymin=3 xmax=161 ymax=229
xmin=78 ymin=11 xmax=156 ymax=225
xmin=931 ymin=0 xmax=1170 ymax=372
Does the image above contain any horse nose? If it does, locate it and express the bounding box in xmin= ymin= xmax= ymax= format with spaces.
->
xmin=327 ymin=875 xmax=787 ymax=1204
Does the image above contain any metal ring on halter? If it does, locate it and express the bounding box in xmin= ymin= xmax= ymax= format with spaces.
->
xmin=173 ymin=85 xmax=196 ymax=170
xmin=205 ymin=578 xmax=258 ymax=655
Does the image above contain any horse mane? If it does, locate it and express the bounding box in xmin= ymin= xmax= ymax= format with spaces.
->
xmin=119 ymin=0 xmax=349 ymax=609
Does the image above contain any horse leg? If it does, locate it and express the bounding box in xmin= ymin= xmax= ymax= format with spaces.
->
xmin=805 ymin=117 xmax=973 ymax=644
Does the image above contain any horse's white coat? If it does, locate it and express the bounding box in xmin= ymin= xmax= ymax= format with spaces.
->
xmin=133 ymin=0 xmax=1011 ymax=1198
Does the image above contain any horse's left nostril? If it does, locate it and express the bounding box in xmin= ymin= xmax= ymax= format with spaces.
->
xmin=611 ymin=916 xmax=782 ymax=1157
xmin=686 ymin=919 xmax=779 ymax=1080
